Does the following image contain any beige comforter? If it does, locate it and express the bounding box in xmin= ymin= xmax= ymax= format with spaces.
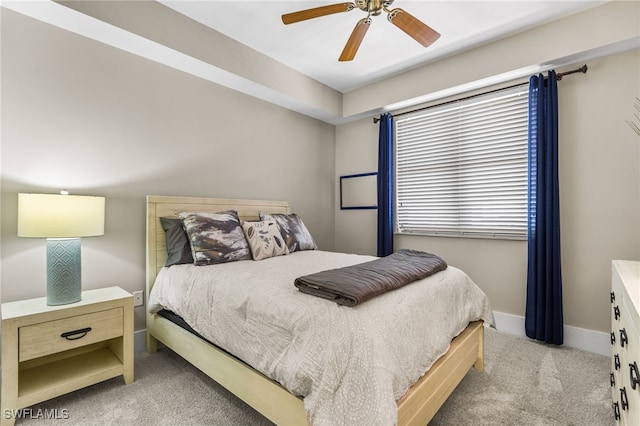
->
xmin=148 ymin=250 xmax=494 ymax=425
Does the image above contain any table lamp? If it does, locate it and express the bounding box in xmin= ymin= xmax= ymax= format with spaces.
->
xmin=18 ymin=192 xmax=105 ymax=305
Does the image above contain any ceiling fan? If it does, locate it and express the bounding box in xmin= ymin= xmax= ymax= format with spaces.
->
xmin=281 ymin=0 xmax=440 ymax=62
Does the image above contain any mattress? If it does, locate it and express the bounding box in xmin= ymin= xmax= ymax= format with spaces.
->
xmin=148 ymin=250 xmax=494 ymax=425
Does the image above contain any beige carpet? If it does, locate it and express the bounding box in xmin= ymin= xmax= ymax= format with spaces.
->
xmin=14 ymin=328 xmax=613 ymax=425
xmin=430 ymin=328 xmax=613 ymax=425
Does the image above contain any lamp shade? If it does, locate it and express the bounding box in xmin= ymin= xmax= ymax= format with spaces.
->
xmin=18 ymin=193 xmax=105 ymax=238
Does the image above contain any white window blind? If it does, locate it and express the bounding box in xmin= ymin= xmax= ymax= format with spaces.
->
xmin=395 ymin=84 xmax=529 ymax=239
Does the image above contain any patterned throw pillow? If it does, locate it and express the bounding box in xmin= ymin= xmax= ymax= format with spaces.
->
xmin=241 ymin=221 xmax=289 ymax=261
xmin=259 ymin=212 xmax=317 ymax=252
xmin=159 ymin=217 xmax=193 ymax=266
xmin=179 ymin=210 xmax=251 ymax=265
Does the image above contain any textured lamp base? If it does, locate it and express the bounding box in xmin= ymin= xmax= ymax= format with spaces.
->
xmin=47 ymin=238 xmax=82 ymax=305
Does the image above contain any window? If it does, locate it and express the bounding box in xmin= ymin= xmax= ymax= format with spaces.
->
xmin=395 ymin=85 xmax=529 ymax=239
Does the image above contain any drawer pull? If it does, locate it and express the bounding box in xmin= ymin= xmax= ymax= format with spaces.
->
xmin=611 ymin=332 xmax=616 ymax=346
xmin=611 ymin=372 xmax=615 ymax=387
xmin=631 ymin=362 xmax=640 ymax=390
xmin=620 ymin=387 xmax=628 ymax=411
xmin=614 ymin=305 xmax=620 ymax=320
xmin=613 ymin=401 xmax=620 ymax=420
xmin=615 ymin=354 xmax=621 ymax=370
xmin=620 ymin=328 xmax=628 ymax=347
xmin=611 ymin=291 xmax=615 ymax=303
xmin=60 ymin=327 xmax=92 ymax=340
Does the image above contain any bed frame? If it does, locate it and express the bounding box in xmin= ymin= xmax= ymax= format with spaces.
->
xmin=145 ymin=195 xmax=484 ymax=425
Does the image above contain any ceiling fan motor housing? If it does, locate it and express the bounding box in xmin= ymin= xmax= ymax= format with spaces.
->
xmin=356 ymin=0 xmax=395 ymax=16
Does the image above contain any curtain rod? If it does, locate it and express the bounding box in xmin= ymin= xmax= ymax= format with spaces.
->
xmin=373 ymin=64 xmax=588 ymax=123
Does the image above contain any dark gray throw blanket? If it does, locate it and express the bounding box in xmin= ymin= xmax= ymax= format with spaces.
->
xmin=294 ymin=249 xmax=447 ymax=306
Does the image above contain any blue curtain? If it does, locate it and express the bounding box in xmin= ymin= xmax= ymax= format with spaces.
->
xmin=377 ymin=113 xmax=394 ymax=257
xmin=525 ymin=70 xmax=563 ymax=345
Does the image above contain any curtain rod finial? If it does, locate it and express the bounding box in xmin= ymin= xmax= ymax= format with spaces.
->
xmin=373 ymin=117 xmax=380 ymax=124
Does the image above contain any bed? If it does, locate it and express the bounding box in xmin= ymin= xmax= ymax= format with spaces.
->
xmin=145 ymin=195 xmax=493 ymax=425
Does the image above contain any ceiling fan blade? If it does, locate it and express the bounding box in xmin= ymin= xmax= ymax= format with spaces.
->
xmin=339 ymin=18 xmax=371 ymax=62
xmin=282 ymin=3 xmax=355 ymax=25
xmin=387 ymin=8 xmax=440 ymax=47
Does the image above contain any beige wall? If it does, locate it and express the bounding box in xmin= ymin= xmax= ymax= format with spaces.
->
xmin=0 ymin=10 xmax=336 ymax=331
xmin=335 ymin=48 xmax=640 ymax=334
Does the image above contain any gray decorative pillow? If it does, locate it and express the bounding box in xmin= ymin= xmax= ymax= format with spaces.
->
xmin=241 ymin=220 xmax=289 ymax=261
xmin=259 ymin=212 xmax=317 ymax=252
xmin=179 ymin=210 xmax=251 ymax=265
xmin=159 ymin=217 xmax=193 ymax=267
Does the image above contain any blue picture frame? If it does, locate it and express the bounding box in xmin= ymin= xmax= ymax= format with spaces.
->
xmin=340 ymin=172 xmax=378 ymax=210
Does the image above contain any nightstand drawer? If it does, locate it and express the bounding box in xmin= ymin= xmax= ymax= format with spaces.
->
xmin=19 ymin=308 xmax=123 ymax=362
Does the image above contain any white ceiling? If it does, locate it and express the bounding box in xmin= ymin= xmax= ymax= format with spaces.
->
xmin=160 ymin=0 xmax=606 ymax=92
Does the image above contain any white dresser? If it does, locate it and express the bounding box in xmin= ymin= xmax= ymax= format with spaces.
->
xmin=611 ymin=260 xmax=640 ymax=425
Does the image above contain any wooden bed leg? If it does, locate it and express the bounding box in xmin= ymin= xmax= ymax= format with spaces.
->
xmin=473 ymin=325 xmax=484 ymax=372
xmin=147 ymin=331 xmax=158 ymax=353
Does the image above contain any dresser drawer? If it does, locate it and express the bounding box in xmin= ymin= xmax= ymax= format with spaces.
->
xmin=19 ymin=308 xmax=123 ymax=362
xmin=619 ymin=303 xmax=639 ymax=424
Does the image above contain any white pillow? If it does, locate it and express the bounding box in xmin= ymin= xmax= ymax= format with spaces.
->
xmin=241 ymin=220 xmax=290 ymax=261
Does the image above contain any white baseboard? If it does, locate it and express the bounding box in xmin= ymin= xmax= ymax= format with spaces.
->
xmin=134 ymin=312 xmax=611 ymax=356
xmin=491 ymin=311 xmax=610 ymax=356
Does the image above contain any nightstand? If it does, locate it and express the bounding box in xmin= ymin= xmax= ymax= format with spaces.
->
xmin=1 ymin=287 xmax=134 ymax=426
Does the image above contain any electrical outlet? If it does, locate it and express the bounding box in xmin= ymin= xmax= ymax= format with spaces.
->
xmin=133 ymin=291 xmax=144 ymax=307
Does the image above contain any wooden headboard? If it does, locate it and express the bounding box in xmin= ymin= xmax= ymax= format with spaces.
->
xmin=145 ymin=195 xmax=291 ymax=295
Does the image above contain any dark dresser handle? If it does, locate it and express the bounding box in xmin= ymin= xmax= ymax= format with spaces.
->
xmin=611 ymin=291 xmax=616 ymax=303
xmin=614 ymin=305 xmax=620 ymax=320
xmin=611 ymin=372 xmax=616 ymax=387
xmin=631 ymin=362 xmax=640 ymax=390
xmin=620 ymin=328 xmax=628 ymax=347
xmin=611 ymin=332 xmax=616 ymax=345
xmin=60 ymin=327 xmax=92 ymax=340
xmin=615 ymin=354 xmax=621 ymax=370
xmin=613 ymin=401 xmax=620 ymax=420
xmin=620 ymin=387 xmax=628 ymax=411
